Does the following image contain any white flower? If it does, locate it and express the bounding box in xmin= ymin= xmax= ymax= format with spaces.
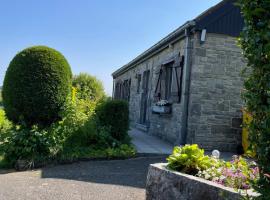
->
xmin=156 ymin=100 xmax=170 ymax=106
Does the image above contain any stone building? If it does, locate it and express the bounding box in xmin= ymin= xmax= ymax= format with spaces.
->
xmin=112 ymin=0 xmax=245 ymax=152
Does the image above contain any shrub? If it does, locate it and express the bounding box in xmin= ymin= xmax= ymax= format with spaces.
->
xmin=167 ymin=144 xmax=213 ymax=175
xmin=2 ymin=46 xmax=72 ymax=126
xmin=0 ymin=100 xmax=88 ymax=168
xmin=58 ymin=144 xmax=136 ymax=162
xmin=0 ymin=109 xmax=12 ymax=134
xmin=238 ymin=0 xmax=270 ymax=198
xmin=2 ymin=125 xmax=55 ymax=167
xmin=73 ymin=73 xmax=105 ymax=102
xmin=95 ymin=99 xmax=130 ymax=143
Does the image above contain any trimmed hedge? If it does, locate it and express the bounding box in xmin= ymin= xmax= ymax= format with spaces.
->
xmin=2 ymin=46 xmax=72 ymax=126
xmin=95 ymin=99 xmax=129 ymax=143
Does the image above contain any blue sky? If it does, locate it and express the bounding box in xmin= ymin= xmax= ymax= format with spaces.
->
xmin=0 ymin=0 xmax=221 ymax=95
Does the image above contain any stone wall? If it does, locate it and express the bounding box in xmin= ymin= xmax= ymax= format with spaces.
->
xmin=187 ymin=33 xmax=246 ymax=152
xmin=146 ymin=163 xmax=255 ymax=200
xmin=113 ymin=32 xmax=246 ymax=151
xmin=113 ymin=37 xmax=186 ymax=144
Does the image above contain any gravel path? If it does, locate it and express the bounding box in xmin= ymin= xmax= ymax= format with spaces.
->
xmin=0 ymin=156 xmax=167 ymax=200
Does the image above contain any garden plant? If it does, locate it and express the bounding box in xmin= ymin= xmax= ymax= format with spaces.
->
xmin=238 ymin=0 xmax=270 ymax=199
xmin=0 ymin=46 xmax=135 ymax=169
xmin=167 ymin=144 xmax=259 ymax=191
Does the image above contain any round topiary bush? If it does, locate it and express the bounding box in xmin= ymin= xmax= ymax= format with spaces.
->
xmin=2 ymin=46 xmax=72 ymax=126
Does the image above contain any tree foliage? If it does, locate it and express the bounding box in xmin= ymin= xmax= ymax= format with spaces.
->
xmin=238 ymin=0 xmax=270 ymax=198
xmin=2 ymin=46 xmax=72 ymax=126
xmin=72 ymin=73 xmax=105 ymax=102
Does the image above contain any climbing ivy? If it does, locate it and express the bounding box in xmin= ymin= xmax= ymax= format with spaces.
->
xmin=238 ymin=0 xmax=270 ymax=199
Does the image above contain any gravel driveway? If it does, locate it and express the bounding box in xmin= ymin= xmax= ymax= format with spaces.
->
xmin=0 ymin=156 xmax=166 ymax=200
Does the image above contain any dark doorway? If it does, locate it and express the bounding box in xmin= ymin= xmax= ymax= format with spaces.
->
xmin=140 ymin=70 xmax=150 ymax=125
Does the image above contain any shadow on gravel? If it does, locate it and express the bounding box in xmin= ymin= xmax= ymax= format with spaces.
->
xmin=41 ymin=156 xmax=167 ymax=189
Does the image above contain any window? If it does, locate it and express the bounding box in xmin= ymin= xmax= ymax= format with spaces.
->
xmin=154 ymin=56 xmax=184 ymax=103
xmin=154 ymin=63 xmax=173 ymax=101
xmin=114 ymin=79 xmax=131 ymax=101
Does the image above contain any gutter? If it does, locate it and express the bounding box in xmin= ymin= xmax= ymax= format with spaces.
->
xmin=178 ymin=28 xmax=193 ymax=145
xmin=112 ymin=20 xmax=196 ymax=78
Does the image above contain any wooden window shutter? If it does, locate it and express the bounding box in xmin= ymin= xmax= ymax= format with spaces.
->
xmin=164 ymin=63 xmax=173 ymax=100
xmin=154 ymin=67 xmax=163 ymax=102
xmin=170 ymin=55 xmax=185 ymax=103
xmin=160 ymin=65 xmax=168 ymax=100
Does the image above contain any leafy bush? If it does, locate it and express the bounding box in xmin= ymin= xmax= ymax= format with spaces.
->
xmin=0 ymin=51 xmax=135 ymax=169
xmin=0 ymin=99 xmax=88 ymax=168
xmin=59 ymin=144 xmax=136 ymax=162
xmin=0 ymin=109 xmax=12 ymax=135
xmin=238 ymin=0 xmax=270 ymax=198
xmin=73 ymin=73 xmax=105 ymax=102
xmin=0 ymin=96 xmax=134 ymax=169
xmin=167 ymin=144 xmax=212 ymax=174
xmin=2 ymin=126 xmax=54 ymax=167
xmin=95 ymin=99 xmax=130 ymax=143
xmin=2 ymin=46 xmax=72 ymax=126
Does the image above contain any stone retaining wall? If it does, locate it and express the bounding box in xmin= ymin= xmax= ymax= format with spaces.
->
xmin=146 ymin=163 xmax=255 ymax=200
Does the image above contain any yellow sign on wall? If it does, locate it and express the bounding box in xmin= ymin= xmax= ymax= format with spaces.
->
xmin=242 ymin=109 xmax=255 ymax=157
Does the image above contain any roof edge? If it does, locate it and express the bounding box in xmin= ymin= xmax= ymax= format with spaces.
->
xmin=112 ymin=20 xmax=195 ymax=78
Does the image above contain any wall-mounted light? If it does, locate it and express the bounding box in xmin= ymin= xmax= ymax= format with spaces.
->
xmin=200 ymin=29 xmax=207 ymax=43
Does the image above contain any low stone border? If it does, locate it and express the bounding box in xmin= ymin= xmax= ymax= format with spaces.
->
xmin=146 ymin=163 xmax=257 ymax=200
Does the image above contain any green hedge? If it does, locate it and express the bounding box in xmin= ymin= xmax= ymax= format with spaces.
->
xmin=2 ymin=46 xmax=72 ymax=126
xmin=95 ymin=99 xmax=129 ymax=143
xmin=239 ymin=0 xmax=270 ymax=198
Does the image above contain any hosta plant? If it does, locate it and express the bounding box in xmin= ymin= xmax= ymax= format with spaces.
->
xmin=167 ymin=144 xmax=213 ymax=174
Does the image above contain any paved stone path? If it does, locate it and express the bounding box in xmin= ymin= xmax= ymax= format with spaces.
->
xmin=129 ymin=128 xmax=235 ymax=160
xmin=129 ymin=128 xmax=173 ymax=154
xmin=0 ymin=156 xmax=167 ymax=200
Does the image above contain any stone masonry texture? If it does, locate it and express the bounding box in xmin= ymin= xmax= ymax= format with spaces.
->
xmin=146 ymin=163 xmax=252 ymax=200
xmin=114 ymin=37 xmax=186 ymax=144
xmin=113 ymin=32 xmax=246 ymax=152
xmin=187 ymin=33 xmax=245 ymax=151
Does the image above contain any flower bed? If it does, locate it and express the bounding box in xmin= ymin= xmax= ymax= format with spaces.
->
xmin=146 ymin=144 xmax=260 ymax=200
xmin=146 ymin=163 xmax=258 ymax=200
